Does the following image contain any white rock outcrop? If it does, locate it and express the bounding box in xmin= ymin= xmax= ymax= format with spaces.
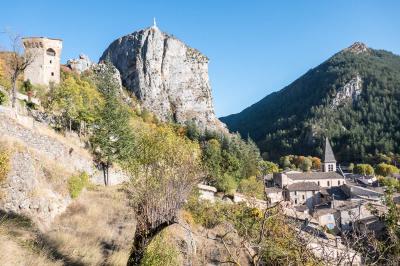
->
xmin=331 ymin=75 xmax=362 ymax=107
xmin=66 ymin=54 xmax=93 ymax=73
xmin=344 ymin=42 xmax=369 ymax=54
xmin=100 ymin=26 xmax=226 ymax=131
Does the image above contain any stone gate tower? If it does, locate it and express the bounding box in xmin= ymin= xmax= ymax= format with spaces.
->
xmin=22 ymin=37 xmax=62 ymax=86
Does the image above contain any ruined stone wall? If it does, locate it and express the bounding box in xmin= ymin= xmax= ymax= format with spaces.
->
xmin=0 ymin=107 xmax=128 ymax=228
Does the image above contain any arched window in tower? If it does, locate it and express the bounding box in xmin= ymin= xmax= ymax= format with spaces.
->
xmin=46 ymin=48 xmax=56 ymax=56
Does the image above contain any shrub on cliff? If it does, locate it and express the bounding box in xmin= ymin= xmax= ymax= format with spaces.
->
xmin=141 ymin=232 xmax=180 ymax=266
xmin=0 ymin=90 xmax=7 ymax=105
xmin=68 ymin=172 xmax=89 ymax=198
xmin=0 ymin=146 xmax=10 ymax=183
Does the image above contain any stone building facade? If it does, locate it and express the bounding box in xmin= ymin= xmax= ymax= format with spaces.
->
xmin=22 ymin=37 xmax=62 ymax=86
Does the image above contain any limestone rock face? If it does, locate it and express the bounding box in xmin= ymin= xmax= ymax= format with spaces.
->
xmin=344 ymin=42 xmax=370 ymax=54
xmin=331 ymin=75 xmax=362 ymax=107
xmin=100 ymin=26 xmax=226 ymax=131
xmin=91 ymin=62 xmax=123 ymax=92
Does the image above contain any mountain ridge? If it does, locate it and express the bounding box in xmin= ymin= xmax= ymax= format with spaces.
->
xmin=221 ymin=42 xmax=400 ymax=162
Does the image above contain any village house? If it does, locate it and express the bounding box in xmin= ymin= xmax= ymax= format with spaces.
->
xmin=265 ymin=138 xmax=346 ymax=208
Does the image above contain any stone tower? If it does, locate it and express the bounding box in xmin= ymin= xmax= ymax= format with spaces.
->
xmin=22 ymin=37 xmax=62 ymax=86
xmin=322 ymin=137 xmax=337 ymax=172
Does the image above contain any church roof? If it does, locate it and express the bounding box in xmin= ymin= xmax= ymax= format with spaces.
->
xmin=323 ymin=138 xmax=336 ymax=163
xmin=286 ymin=171 xmax=344 ymax=180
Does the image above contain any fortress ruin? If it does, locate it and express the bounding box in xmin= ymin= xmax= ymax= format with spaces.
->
xmin=22 ymin=37 xmax=62 ymax=86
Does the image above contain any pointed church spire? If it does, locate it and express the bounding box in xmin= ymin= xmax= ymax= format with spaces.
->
xmin=323 ymin=137 xmax=336 ymax=163
xmin=153 ymin=17 xmax=157 ymax=28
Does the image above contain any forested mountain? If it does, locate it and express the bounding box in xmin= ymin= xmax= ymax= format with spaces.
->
xmin=221 ymin=42 xmax=400 ymax=163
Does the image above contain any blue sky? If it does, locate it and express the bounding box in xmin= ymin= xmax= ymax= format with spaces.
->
xmin=1 ymin=1 xmax=399 ymax=117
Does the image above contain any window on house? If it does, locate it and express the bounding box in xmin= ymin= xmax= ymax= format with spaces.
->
xmin=46 ymin=48 xmax=56 ymax=56
xmin=294 ymin=191 xmax=297 ymax=195
xmin=338 ymin=180 xmax=341 ymax=185
xmin=302 ymin=195 xmax=305 ymax=200
xmin=51 ymin=72 xmax=54 ymax=76
xmin=328 ymin=164 xmax=334 ymax=172
xmin=295 ymin=199 xmax=298 ymax=204
xmin=317 ymin=181 xmax=320 ymax=186
xmin=327 ymin=181 xmax=330 ymax=187
xmin=50 ymin=60 xmax=52 ymax=64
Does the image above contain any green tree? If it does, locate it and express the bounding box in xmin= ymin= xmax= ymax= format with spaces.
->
xmin=381 ymin=185 xmax=400 ymax=263
xmin=126 ymin=125 xmax=201 ymax=265
xmin=375 ymin=163 xmax=399 ymax=177
xmin=91 ymin=97 xmax=134 ymax=185
xmin=354 ymin=164 xmax=374 ymax=175
xmin=348 ymin=163 xmax=354 ymax=173
xmin=48 ymin=74 xmax=103 ymax=132
xmin=299 ymin=157 xmax=313 ymax=172
xmin=215 ymin=172 xmax=237 ymax=195
xmin=202 ymin=139 xmax=222 ymax=184
xmin=259 ymin=160 xmax=279 ymax=176
xmin=238 ymin=176 xmax=265 ymax=199
xmin=280 ymin=156 xmax=291 ymax=169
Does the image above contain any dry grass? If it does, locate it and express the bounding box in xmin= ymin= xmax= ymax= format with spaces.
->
xmin=0 ymin=185 xmax=136 ymax=266
xmin=0 ymin=136 xmax=73 ymax=196
xmin=0 ymin=213 xmax=62 ymax=266
xmin=39 ymin=154 xmax=72 ymax=196
xmin=45 ymin=185 xmax=135 ymax=265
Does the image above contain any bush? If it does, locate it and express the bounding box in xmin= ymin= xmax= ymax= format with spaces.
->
xmin=0 ymin=91 xmax=7 ymax=105
xmin=375 ymin=163 xmax=399 ymax=177
xmin=237 ymin=176 xmax=265 ymax=199
xmin=215 ymin=173 xmax=237 ymax=195
xmin=141 ymin=232 xmax=180 ymax=266
xmin=0 ymin=147 xmax=10 ymax=182
xmin=259 ymin=160 xmax=279 ymax=175
xmin=68 ymin=172 xmax=89 ymax=198
xmin=185 ymin=194 xmax=226 ymax=228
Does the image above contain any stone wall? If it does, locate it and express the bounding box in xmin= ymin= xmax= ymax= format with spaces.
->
xmin=0 ymin=106 xmax=128 ymax=228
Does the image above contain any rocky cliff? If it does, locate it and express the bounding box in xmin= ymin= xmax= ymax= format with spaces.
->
xmin=100 ymin=25 xmax=226 ymax=131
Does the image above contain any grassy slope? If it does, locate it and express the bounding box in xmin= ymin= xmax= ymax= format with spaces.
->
xmin=0 ymin=186 xmax=135 ymax=266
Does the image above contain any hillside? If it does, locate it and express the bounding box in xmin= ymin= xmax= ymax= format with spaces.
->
xmin=221 ymin=42 xmax=400 ymax=162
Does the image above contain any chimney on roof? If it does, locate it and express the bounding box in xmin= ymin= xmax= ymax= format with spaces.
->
xmin=322 ymin=137 xmax=337 ymax=173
